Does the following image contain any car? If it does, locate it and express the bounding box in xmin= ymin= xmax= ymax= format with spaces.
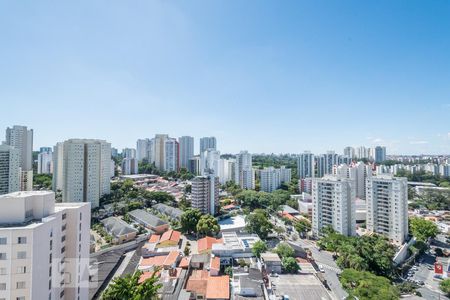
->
xmin=417 ymin=281 xmax=425 ymax=286
xmin=318 ymin=264 xmax=325 ymax=273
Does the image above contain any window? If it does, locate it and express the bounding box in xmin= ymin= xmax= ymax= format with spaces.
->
xmin=17 ymin=237 xmax=27 ymax=244
xmin=0 ymin=253 xmax=6 ymax=260
xmin=49 ymin=267 xmax=52 ymax=277
xmin=0 ymin=268 xmax=6 ymax=275
xmin=17 ymin=266 xmax=26 ymax=274
xmin=0 ymin=238 xmax=6 ymax=245
xmin=62 ymin=213 xmax=66 ymax=220
xmin=61 ymin=236 xmax=66 ymax=243
xmin=61 ymin=225 xmax=66 ymax=231
xmin=16 ymin=281 xmax=26 ymax=289
xmin=60 ymin=290 xmax=65 ymax=298
xmin=17 ymin=251 xmax=26 ymax=259
xmin=61 ymin=247 xmax=65 ymax=254
xmin=0 ymin=283 xmax=6 ymax=290
xmin=80 ymin=213 xmax=82 ymax=221
xmin=49 ymin=254 xmax=52 ymax=263
xmin=17 ymin=297 xmax=25 ymax=300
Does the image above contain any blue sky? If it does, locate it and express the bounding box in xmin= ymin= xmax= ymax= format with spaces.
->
xmin=0 ymin=1 xmax=449 ymax=155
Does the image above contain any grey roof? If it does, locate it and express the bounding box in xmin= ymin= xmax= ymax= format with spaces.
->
xmin=101 ymin=217 xmax=137 ymax=238
xmin=190 ymin=253 xmax=211 ymax=264
xmin=128 ymin=209 xmax=168 ymax=228
xmin=153 ymin=203 xmax=183 ymax=220
xmin=236 ymin=268 xmax=265 ymax=300
xmin=281 ymin=205 xmax=299 ymax=214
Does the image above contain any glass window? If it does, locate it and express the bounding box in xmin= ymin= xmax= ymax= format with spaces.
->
xmin=17 ymin=266 xmax=26 ymax=274
xmin=17 ymin=251 xmax=26 ymax=259
xmin=0 ymin=268 xmax=7 ymax=275
xmin=16 ymin=281 xmax=26 ymax=289
xmin=0 ymin=238 xmax=6 ymax=245
xmin=0 ymin=283 xmax=6 ymax=290
xmin=17 ymin=237 xmax=27 ymax=244
xmin=0 ymin=253 xmax=6 ymax=260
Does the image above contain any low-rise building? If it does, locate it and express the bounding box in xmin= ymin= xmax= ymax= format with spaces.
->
xmin=128 ymin=209 xmax=169 ymax=234
xmin=218 ymin=215 xmax=246 ymax=233
xmin=101 ymin=217 xmax=138 ymax=244
xmin=212 ymin=232 xmax=261 ymax=264
xmin=260 ymin=252 xmax=282 ymax=274
xmin=153 ymin=203 xmax=183 ymax=221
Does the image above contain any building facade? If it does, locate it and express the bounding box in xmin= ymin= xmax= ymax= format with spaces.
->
xmin=235 ymin=151 xmax=254 ymax=190
xmin=136 ymin=139 xmax=151 ymax=162
xmin=366 ymin=175 xmax=408 ymax=245
xmin=37 ymin=148 xmax=53 ymax=174
xmin=199 ymin=137 xmax=217 ymax=154
xmin=312 ymin=176 xmax=356 ymax=237
xmin=52 ymin=139 xmax=111 ymax=208
xmin=0 ymin=191 xmax=90 ymax=300
xmin=0 ymin=145 xmax=20 ymax=195
xmin=191 ymin=175 xmax=219 ymax=215
xmin=297 ymin=152 xmax=315 ymax=179
xmin=178 ymin=136 xmax=194 ymax=170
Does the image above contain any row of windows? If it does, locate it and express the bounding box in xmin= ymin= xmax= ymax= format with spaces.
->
xmin=0 ymin=281 xmax=26 ymax=289
xmin=0 ymin=237 xmax=27 ymax=245
xmin=0 ymin=251 xmax=26 ymax=260
xmin=0 ymin=266 xmax=27 ymax=275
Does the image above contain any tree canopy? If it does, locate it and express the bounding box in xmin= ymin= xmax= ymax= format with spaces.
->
xmin=196 ymin=214 xmax=220 ymax=237
xmin=101 ymin=270 xmax=161 ymax=300
xmin=252 ymin=240 xmax=268 ymax=258
xmin=409 ymin=217 xmax=439 ymax=242
xmin=245 ymin=209 xmax=273 ymax=240
xmin=440 ymin=279 xmax=450 ymax=296
xmin=340 ymin=269 xmax=399 ymax=300
xmin=180 ymin=208 xmax=202 ymax=234
xmin=276 ymin=242 xmax=295 ymax=259
xmin=317 ymin=227 xmax=395 ymax=277
xmin=282 ymin=257 xmax=299 ymax=273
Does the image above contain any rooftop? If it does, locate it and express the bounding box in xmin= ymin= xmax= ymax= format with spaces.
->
xmin=101 ymin=217 xmax=138 ymax=238
xmin=218 ymin=215 xmax=246 ymax=232
xmin=128 ymin=209 xmax=168 ymax=228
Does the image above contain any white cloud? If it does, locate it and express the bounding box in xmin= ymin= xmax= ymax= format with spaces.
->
xmin=409 ymin=140 xmax=429 ymax=145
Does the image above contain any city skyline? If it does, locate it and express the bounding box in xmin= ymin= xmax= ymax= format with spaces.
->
xmin=1 ymin=1 xmax=449 ymax=154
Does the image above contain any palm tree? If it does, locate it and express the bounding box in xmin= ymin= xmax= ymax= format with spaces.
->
xmin=102 ymin=270 xmax=161 ymax=300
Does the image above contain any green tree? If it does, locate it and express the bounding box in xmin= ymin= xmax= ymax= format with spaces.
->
xmin=440 ymin=279 xmax=450 ymax=296
xmin=294 ymin=219 xmax=311 ymax=235
xmin=180 ymin=208 xmax=202 ymax=234
xmin=282 ymin=257 xmax=299 ymax=273
xmin=252 ymin=240 xmax=268 ymax=258
xmin=409 ymin=217 xmax=439 ymax=242
xmin=102 ymin=270 xmax=162 ymax=300
xmin=33 ymin=173 xmax=53 ymax=189
xmin=276 ymin=242 xmax=295 ymax=258
xmin=340 ymin=269 xmax=400 ymax=300
xmin=245 ymin=209 xmax=273 ymax=240
xmin=196 ymin=214 xmax=220 ymax=237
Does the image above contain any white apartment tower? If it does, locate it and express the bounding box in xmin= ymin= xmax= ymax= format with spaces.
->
xmin=164 ymin=138 xmax=179 ymax=172
xmin=0 ymin=145 xmax=20 ymax=195
xmin=5 ymin=125 xmax=33 ymax=192
xmin=235 ymin=151 xmax=254 ymax=190
xmin=52 ymin=139 xmax=111 ymax=208
xmin=191 ymin=175 xmax=219 ymax=215
xmin=297 ymin=152 xmax=315 ymax=179
xmin=218 ymin=158 xmax=235 ymax=185
xmin=312 ymin=175 xmax=356 ymax=237
xmin=136 ymin=139 xmax=151 ymax=162
xmin=0 ymin=191 xmax=90 ymax=300
xmin=37 ymin=148 xmax=53 ymax=174
xmin=366 ymin=175 xmax=408 ymax=245
xmin=122 ymin=158 xmax=139 ymax=175
xmin=152 ymin=134 xmax=168 ymax=170
xmin=260 ymin=167 xmax=281 ymax=193
xmin=122 ymin=148 xmax=136 ymax=159
xmin=199 ymin=137 xmax=217 ymax=153
xmin=178 ymin=136 xmax=194 ymax=170
xmin=343 ymin=147 xmax=355 ymax=159
xmin=200 ymin=149 xmax=220 ymax=177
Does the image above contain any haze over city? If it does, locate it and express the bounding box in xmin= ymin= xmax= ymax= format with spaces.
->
xmin=1 ymin=1 xmax=449 ymax=154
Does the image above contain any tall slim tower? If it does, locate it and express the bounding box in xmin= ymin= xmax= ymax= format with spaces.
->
xmin=199 ymin=137 xmax=217 ymax=153
xmin=178 ymin=136 xmax=194 ymax=170
xmin=136 ymin=139 xmax=151 ymax=162
xmin=0 ymin=145 xmax=20 ymax=195
xmin=366 ymin=175 xmax=408 ymax=245
xmin=235 ymin=150 xmax=254 ymax=189
xmin=52 ymin=139 xmax=111 ymax=208
xmin=297 ymin=151 xmax=315 ymax=179
xmin=191 ymin=175 xmax=219 ymax=215
xmin=5 ymin=125 xmax=33 ymax=171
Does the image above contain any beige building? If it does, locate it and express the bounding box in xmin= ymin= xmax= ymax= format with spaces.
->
xmin=0 ymin=191 xmax=90 ymax=300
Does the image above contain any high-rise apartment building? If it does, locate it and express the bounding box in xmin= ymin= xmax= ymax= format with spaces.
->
xmin=152 ymin=134 xmax=168 ymax=170
xmin=189 ymin=156 xmax=201 ymax=175
xmin=122 ymin=148 xmax=136 ymax=159
xmin=0 ymin=145 xmax=20 ymax=195
xmin=343 ymin=146 xmax=355 ymax=159
xmin=312 ymin=175 xmax=356 ymax=237
xmin=316 ymin=151 xmax=339 ymax=177
xmin=366 ymin=175 xmax=408 ymax=245
xmin=374 ymin=146 xmax=387 ymax=164
xmin=164 ymin=138 xmax=179 ymax=172
xmin=178 ymin=136 xmax=194 ymax=170
xmin=260 ymin=166 xmax=292 ymax=193
xmin=37 ymin=148 xmax=53 ymax=174
xmin=297 ymin=152 xmax=315 ymax=179
xmin=333 ymin=162 xmax=372 ymax=199
xmin=200 ymin=149 xmax=220 ymax=177
xmin=5 ymin=125 xmax=33 ymax=191
xmin=218 ymin=158 xmax=235 ymax=185
xmin=52 ymin=139 xmax=111 ymax=208
xmin=199 ymin=137 xmax=217 ymax=153
xmin=136 ymin=139 xmax=151 ymax=162
xmin=235 ymin=151 xmax=254 ymax=190
xmin=0 ymin=191 xmax=90 ymax=300
xmin=122 ymin=157 xmax=138 ymax=175
xmin=191 ymin=175 xmax=219 ymax=215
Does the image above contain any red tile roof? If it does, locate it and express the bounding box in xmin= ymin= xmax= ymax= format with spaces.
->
xmin=179 ymin=256 xmax=190 ymax=269
xmin=140 ymin=251 xmax=180 ymax=268
xmin=160 ymin=229 xmax=181 ymax=243
xmin=210 ymin=256 xmax=220 ymax=271
xmin=206 ymin=275 xmax=230 ymax=299
xmin=138 ymin=271 xmax=161 ymax=284
xmin=148 ymin=234 xmax=160 ymax=243
xmin=198 ymin=237 xmax=223 ymax=253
